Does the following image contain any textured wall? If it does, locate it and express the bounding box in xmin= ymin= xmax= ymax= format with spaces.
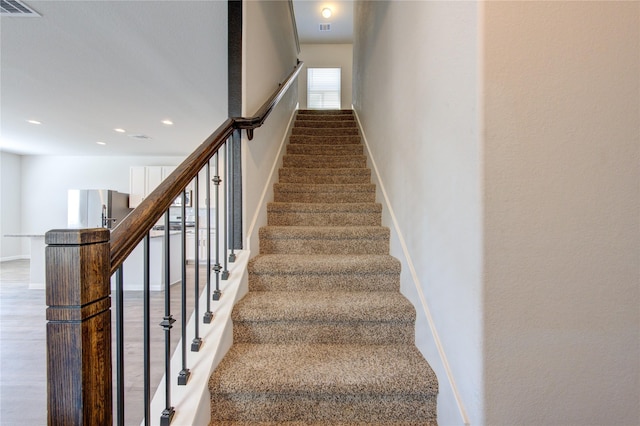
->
xmin=483 ymin=2 xmax=640 ymax=424
xmin=243 ymin=0 xmax=299 ymax=115
xmin=242 ymin=0 xmax=300 ymax=253
xmin=353 ymin=0 xmax=639 ymax=424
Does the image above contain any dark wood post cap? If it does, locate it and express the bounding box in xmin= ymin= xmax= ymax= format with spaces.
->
xmin=46 ymin=228 xmax=110 ymax=245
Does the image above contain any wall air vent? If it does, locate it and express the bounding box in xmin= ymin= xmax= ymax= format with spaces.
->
xmin=0 ymin=0 xmax=41 ymax=16
xmin=319 ymin=23 xmax=331 ymax=32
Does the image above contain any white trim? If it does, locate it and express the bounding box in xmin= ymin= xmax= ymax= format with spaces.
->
xmin=145 ymin=249 xmax=249 ymax=426
xmin=353 ymin=108 xmax=471 ymax=426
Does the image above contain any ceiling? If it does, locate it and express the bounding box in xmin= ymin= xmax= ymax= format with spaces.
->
xmin=293 ymin=0 xmax=354 ymax=44
xmin=0 ymin=0 xmax=353 ymax=157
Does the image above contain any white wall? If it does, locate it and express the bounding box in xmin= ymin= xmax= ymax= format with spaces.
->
xmin=20 ymin=156 xmax=185 ymax=238
xmin=243 ymin=0 xmax=299 ymax=116
xmin=0 ymin=151 xmax=24 ymax=260
xmin=353 ymin=2 xmax=481 ymax=425
xmin=242 ymin=0 xmax=299 ymax=253
xmin=482 ymin=2 xmax=640 ymax=424
xmin=297 ymin=43 xmax=353 ymax=109
xmin=353 ymin=1 xmax=640 ymax=425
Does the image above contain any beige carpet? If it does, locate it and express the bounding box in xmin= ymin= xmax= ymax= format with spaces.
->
xmin=208 ymin=110 xmax=438 ymax=425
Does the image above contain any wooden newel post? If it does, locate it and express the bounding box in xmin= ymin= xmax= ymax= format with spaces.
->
xmin=45 ymin=228 xmax=112 ymax=425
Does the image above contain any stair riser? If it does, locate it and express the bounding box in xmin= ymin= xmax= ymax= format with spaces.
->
xmin=260 ymin=238 xmax=389 ymax=255
xmin=248 ymin=272 xmax=400 ymax=292
xmin=292 ymin=128 xmax=359 ymax=136
xmin=279 ymin=168 xmax=370 ymax=183
xmin=273 ymin=192 xmax=376 ymax=203
xmin=278 ymin=174 xmax=371 ymax=184
xmin=268 ymin=211 xmax=381 ymax=226
xmin=295 ymin=114 xmax=355 ymax=121
xmin=294 ymin=121 xmax=357 ymax=128
xmin=210 ymin=395 xmax=436 ymax=423
xmin=289 ymin=135 xmax=361 ymax=145
xmin=286 ymin=145 xmax=363 ymax=156
xmin=233 ymin=322 xmax=415 ymax=345
xmin=283 ymin=156 xmax=367 ymax=168
xmin=298 ymin=109 xmax=353 ymax=115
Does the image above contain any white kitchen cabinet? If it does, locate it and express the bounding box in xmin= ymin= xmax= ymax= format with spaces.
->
xmin=198 ymin=229 xmax=217 ymax=260
xmin=185 ymin=229 xmax=217 ymax=263
xmin=129 ymin=166 xmax=146 ymax=208
xmin=145 ymin=167 xmax=163 ymax=197
xmin=186 ymin=231 xmax=196 ymax=262
xmin=129 ymin=166 xmax=176 ymax=208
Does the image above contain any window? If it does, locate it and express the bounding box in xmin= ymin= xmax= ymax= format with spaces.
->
xmin=307 ymin=68 xmax=341 ymax=109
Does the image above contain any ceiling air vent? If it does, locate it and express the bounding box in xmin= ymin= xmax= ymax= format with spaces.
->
xmin=128 ymin=134 xmax=152 ymax=141
xmin=319 ymin=23 xmax=331 ymax=32
xmin=0 ymin=0 xmax=41 ymax=16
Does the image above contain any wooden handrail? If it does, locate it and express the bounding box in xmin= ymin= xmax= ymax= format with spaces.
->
xmin=234 ymin=61 xmax=303 ymax=140
xmin=109 ymin=61 xmax=303 ymax=274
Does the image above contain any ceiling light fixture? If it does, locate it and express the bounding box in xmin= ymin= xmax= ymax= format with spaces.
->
xmin=321 ymin=7 xmax=332 ymax=18
xmin=27 ymin=119 xmax=41 ymax=125
xmin=114 ymin=128 xmax=126 ymax=133
xmin=161 ymin=119 xmax=174 ymax=126
xmin=96 ymin=141 xmax=107 ymax=146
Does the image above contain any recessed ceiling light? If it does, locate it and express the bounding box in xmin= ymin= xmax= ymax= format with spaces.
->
xmin=96 ymin=141 xmax=107 ymax=146
xmin=322 ymin=7 xmax=332 ymax=18
xmin=27 ymin=119 xmax=41 ymax=125
xmin=114 ymin=128 xmax=126 ymax=133
xmin=161 ymin=119 xmax=174 ymax=126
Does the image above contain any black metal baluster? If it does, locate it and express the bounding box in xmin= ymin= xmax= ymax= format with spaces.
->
xmin=203 ymin=160 xmax=214 ymax=321
xmin=178 ymin=189 xmax=191 ymax=385
xmin=213 ymin=152 xmax=222 ymax=299
xmin=222 ymin=141 xmax=230 ymax=280
xmin=228 ymin=135 xmax=237 ymax=263
xmin=160 ymin=212 xmax=175 ymax=425
xmin=115 ymin=266 xmax=125 ymax=426
xmin=143 ymin=234 xmax=151 ymax=425
xmin=191 ymin=175 xmax=202 ymax=352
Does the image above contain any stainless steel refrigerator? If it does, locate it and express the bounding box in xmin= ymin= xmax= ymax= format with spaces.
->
xmin=67 ymin=189 xmax=132 ymax=229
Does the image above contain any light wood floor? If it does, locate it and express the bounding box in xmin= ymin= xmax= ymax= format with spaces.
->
xmin=0 ymin=259 xmax=210 ymax=425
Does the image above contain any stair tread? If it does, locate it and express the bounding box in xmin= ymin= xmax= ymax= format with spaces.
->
xmin=210 ymin=343 xmax=437 ymax=396
xmin=249 ymin=254 xmax=400 ymax=274
xmin=260 ymin=226 xmax=389 ymax=239
xmin=289 ymin=135 xmax=362 ymax=145
xmin=284 ymin=154 xmax=366 ymax=159
xmin=213 ymin=422 xmax=436 ymax=426
xmin=287 ymin=145 xmax=363 ymax=155
xmin=233 ymin=291 xmax=414 ymax=322
xmin=274 ymin=183 xmax=375 ymax=193
xmin=280 ymin=167 xmax=370 ymax=175
xmin=267 ymin=202 xmax=381 ymax=212
xmin=292 ymin=128 xmax=359 ymax=136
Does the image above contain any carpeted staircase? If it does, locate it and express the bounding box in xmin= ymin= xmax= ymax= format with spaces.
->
xmin=208 ymin=109 xmax=438 ymax=425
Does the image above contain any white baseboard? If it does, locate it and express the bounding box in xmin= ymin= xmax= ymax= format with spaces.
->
xmin=145 ymin=249 xmax=249 ymax=426
xmin=352 ymin=108 xmax=470 ymax=426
